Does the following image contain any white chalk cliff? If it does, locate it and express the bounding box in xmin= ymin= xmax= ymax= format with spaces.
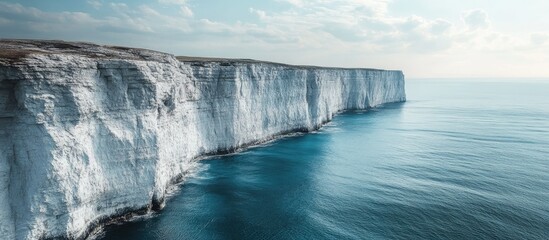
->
xmin=0 ymin=40 xmax=406 ymax=239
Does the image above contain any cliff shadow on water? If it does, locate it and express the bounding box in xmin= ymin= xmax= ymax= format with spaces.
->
xmin=98 ymin=101 xmax=408 ymax=240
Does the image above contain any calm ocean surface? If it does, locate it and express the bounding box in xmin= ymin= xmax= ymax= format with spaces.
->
xmin=101 ymin=79 xmax=549 ymax=240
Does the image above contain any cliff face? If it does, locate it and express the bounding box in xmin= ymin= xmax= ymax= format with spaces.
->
xmin=0 ymin=40 xmax=406 ymax=239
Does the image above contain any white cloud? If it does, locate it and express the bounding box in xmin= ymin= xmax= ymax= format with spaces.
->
xmin=246 ymin=0 xmax=458 ymax=53
xmin=156 ymin=0 xmax=193 ymax=17
xmin=0 ymin=1 xmax=192 ymax=38
xmin=158 ymin=0 xmax=187 ymax=5
xmin=462 ymin=9 xmax=490 ymax=30
xmin=278 ymin=0 xmax=389 ymax=16
xmin=250 ymin=8 xmax=267 ymax=20
xmin=531 ymin=33 xmax=549 ymax=45
xmin=430 ymin=19 xmax=452 ymax=34
xmin=87 ymin=0 xmax=102 ymax=9
xmin=180 ymin=6 xmax=193 ymax=17
xmin=1 ymin=1 xmax=549 ymax=77
xmin=276 ymin=0 xmax=305 ymax=8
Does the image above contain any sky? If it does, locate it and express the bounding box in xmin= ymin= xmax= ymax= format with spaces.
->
xmin=1 ymin=0 xmax=548 ymax=78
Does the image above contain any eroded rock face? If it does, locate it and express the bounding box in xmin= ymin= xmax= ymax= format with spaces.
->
xmin=0 ymin=40 xmax=406 ymax=239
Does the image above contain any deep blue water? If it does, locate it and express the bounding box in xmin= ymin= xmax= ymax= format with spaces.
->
xmin=101 ymin=79 xmax=549 ymax=240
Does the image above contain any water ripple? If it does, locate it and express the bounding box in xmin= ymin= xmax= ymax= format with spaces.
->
xmin=102 ymin=80 xmax=549 ymax=240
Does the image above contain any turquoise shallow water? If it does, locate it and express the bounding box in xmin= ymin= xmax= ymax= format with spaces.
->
xmin=101 ymin=79 xmax=549 ymax=240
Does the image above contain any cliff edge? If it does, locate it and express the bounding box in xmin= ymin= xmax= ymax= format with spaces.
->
xmin=0 ymin=40 xmax=405 ymax=239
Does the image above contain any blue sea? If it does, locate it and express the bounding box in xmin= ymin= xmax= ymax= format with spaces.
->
xmin=101 ymin=79 xmax=549 ymax=240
